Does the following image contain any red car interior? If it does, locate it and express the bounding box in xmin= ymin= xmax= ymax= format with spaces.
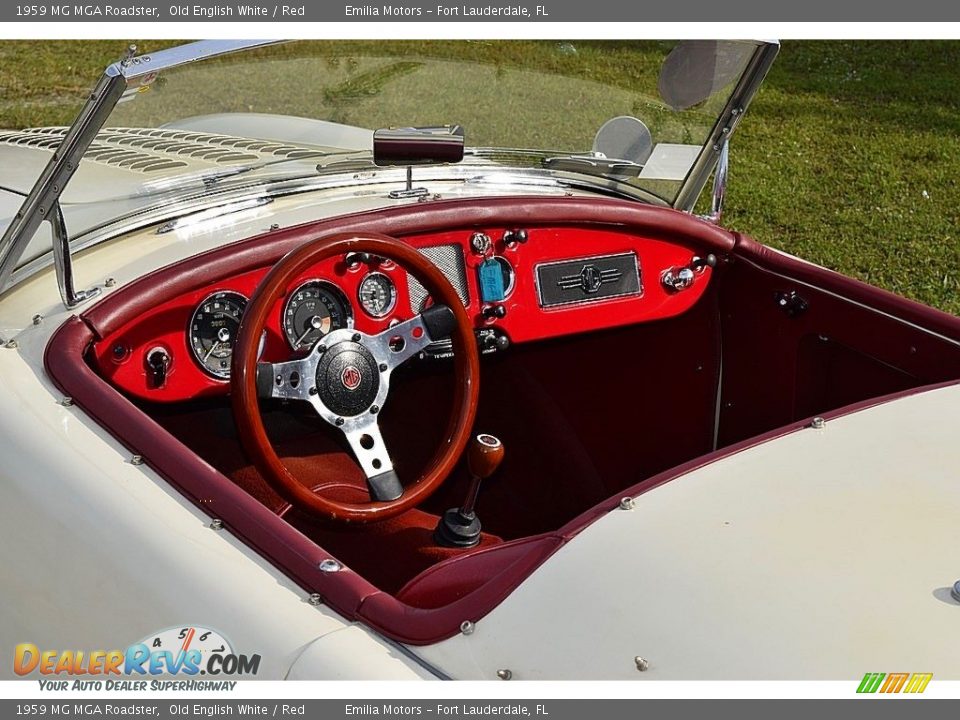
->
xmin=45 ymin=196 xmax=960 ymax=644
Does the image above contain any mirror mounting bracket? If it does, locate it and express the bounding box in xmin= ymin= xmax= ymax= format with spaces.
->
xmin=50 ymin=203 xmax=101 ymax=309
xmin=698 ymin=139 xmax=729 ymax=225
xmin=388 ymin=167 xmax=430 ymax=200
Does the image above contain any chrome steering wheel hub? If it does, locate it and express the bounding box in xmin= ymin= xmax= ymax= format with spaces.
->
xmin=256 ymin=308 xmax=454 ymax=501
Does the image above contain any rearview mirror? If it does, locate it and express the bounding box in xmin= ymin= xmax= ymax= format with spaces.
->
xmin=373 ymin=125 xmax=465 ymax=166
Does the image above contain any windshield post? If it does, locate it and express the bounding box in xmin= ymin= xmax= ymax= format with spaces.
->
xmin=0 ymin=40 xmax=279 ymax=307
xmin=673 ymin=41 xmax=779 ymax=212
xmin=0 ymin=67 xmax=126 ymax=300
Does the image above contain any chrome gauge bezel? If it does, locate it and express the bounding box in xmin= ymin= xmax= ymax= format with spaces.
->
xmin=188 ymin=289 xmax=249 ymax=380
xmin=282 ymin=279 xmax=354 ymax=351
xmin=357 ymin=272 xmax=398 ymax=318
xmin=491 ymin=255 xmax=517 ymax=298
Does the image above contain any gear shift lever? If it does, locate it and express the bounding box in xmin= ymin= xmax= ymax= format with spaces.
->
xmin=434 ymin=433 xmax=504 ymax=548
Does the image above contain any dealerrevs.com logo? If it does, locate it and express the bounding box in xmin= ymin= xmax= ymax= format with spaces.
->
xmin=14 ymin=626 xmax=260 ymax=690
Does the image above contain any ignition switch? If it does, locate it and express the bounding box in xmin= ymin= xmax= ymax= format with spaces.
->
xmin=146 ymin=347 xmax=171 ymax=389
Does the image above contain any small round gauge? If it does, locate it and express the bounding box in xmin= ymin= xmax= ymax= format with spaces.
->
xmin=188 ymin=290 xmax=248 ymax=379
xmin=283 ymin=280 xmax=353 ymax=350
xmin=358 ymin=272 xmax=397 ymax=318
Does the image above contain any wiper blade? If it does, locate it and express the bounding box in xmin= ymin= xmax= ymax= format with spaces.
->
xmin=201 ymin=150 xmax=364 ymax=186
xmin=542 ymin=154 xmax=643 ymax=177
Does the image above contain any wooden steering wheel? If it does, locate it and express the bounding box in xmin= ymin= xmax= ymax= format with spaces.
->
xmin=231 ymin=232 xmax=480 ymax=524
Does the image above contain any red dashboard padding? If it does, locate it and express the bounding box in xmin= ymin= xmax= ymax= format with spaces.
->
xmin=87 ymin=197 xmax=727 ymax=403
xmin=83 ymin=196 xmax=735 ymax=338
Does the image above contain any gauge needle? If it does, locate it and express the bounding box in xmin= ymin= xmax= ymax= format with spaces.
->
xmin=203 ymin=341 xmax=221 ymax=362
xmin=294 ymin=315 xmax=324 ymax=348
xmin=181 ymin=628 xmax=196 ymax=654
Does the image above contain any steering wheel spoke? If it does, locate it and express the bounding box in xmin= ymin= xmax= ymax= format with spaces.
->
xmin=369 ymin=304 xmax=456 ymax=372
xmin=256 ymin=357 xmax=316 ymax=402
xmin=341 ymin=417 xmax=403 ymax=501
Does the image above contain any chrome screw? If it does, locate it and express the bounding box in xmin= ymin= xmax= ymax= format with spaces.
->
xmin=811 ymin=417 xmax=826 ymax=430
xmin=460 ymin=621 xmax=474 ymax=635
xmin=32 ymin=314 xmax=43 ymax=325
xmin=635 ymin=656 xmax=650 ymax=672
xmin=60 ymin=396 xmax=74 ymax=407
xmin=335 ymin=417 xmax=345 ymax=427
xmin=131 ymin=454 xmax=144 ymax=465
xmin=210 ymin=519 xmax=224 ymax=531
xmin=104 ymin=277 xmax=117 ymax=288
xmin=619 ymin=497 xmax=635 ymax=510
xmin=307 ymin=593 xmax=323 ymax=606
xmin=4 ymin=339 xmax=17 ymax=349
xmin=496 ymin=669 xmax=512 ymax=681
xmin=319 ymin=558 xmax=342 ymax=573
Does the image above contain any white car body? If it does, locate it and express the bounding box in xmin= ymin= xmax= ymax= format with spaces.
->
xmin=1 ymin=39 xmax=958 ymax=682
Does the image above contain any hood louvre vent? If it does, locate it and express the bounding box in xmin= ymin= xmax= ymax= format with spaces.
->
xmin=0 ymin=126 xmax=324 ymax=174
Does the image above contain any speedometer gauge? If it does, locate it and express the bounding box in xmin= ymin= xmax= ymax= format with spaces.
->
xmin=189 ymin=290 xmax=248 ymax=380
xmin=283 ymin=280 xmax=352 ymax=350
xmin=358 ymin=272 xmax=397 ymax=318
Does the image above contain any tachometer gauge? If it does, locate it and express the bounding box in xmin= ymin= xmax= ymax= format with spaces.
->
xmin=188 ymin=290 xmax=248 ymax=379
xmin=283 ymin=280 xmax=352 ymax=350
xmin=358 ymin=272 xmax=397 ymax=318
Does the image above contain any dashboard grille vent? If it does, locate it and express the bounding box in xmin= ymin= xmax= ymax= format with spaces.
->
xmin=407 ymin=244 xmax=469 ymax=311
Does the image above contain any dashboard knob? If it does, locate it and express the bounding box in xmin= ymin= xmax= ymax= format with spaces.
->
xmin=482 ymin=304 xmax=507 ymax=320
xmin=504 ymin=228 xmax=528 ymax=245
xmin=345 ymin=251 xmax=373 ymax=268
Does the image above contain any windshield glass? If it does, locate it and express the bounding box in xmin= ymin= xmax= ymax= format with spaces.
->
xmin=83 ymin=41 xmax=758 ymax=198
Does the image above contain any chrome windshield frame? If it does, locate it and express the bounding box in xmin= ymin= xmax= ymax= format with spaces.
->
xmin=0 ymin=40 xmax=280 ymax=302
xmin=673 ymin=40 xmax=779 ymax=212
xmin=0 ymin=38 xmax=778 ymax=306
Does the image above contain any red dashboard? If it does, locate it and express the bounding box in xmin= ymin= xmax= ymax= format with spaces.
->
xmin=90 ymin=206 xmax=718 ymax=403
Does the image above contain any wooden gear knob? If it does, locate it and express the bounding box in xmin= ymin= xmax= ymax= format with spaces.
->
xmin=467 ymin=433 xmax=504 ymax=480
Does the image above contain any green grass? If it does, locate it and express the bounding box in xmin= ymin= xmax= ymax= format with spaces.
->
xmin=1 ymin=40 xmax=959 ymax=313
